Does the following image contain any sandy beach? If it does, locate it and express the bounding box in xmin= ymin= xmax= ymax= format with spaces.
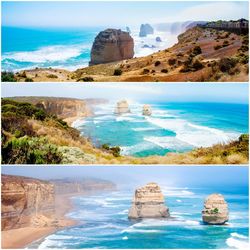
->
xmin=1 ymin=194 xmax=77 ymax=249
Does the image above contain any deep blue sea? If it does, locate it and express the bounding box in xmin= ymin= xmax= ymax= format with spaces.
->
xmin=73 ymin=102 xmax=249 ymax=157
xmin=35 ymin=184 xmax=249 ymax=249
xmin=1 ymin=26 xmax=177 ymax=72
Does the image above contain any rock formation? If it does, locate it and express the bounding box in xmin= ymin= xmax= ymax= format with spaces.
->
xmin=89 ymin=29 xmax=134 ymax=66
xmin=126 ymin=26 xmax=131 ymax=34
xmin=1 ymin=174 xmax=55 ymax=231
xmin=156 ymin=36 xmax=162 ymax=42
xmin=139 ymin=24 xmax=154 ymax=37
xmin=202 ymin=193 xmax=229 ymax=225
xmin=128 ymin=182 xmax=170 ymax=219
xmin=142 ymin=104 xmax=152 ymax=116
xmin=114 ymin=100 xmax=130 ymax=114
xmin=52 ymin=178 xmax=116 ymax=195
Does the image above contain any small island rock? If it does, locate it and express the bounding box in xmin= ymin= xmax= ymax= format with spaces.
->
xmin=142 ymin=104 xmax=152 ymax=116
xmin=89 ymin=29 xmax=134 ymax=66
xmin=202 ymin=193 xmax=229 ymax=225
xmin=128 ymin=182 xmax=170 ymax=219
xmin=156 ymin=36 xmax=162 ymax=42
xmin=139 ymin=24 xmax=154 ymax=37
xmin=114 ymin=100 xmax=130 ymax=114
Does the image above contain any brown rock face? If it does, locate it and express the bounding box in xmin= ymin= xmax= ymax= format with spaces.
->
xmin=114 ymin=100 xmax=130 ymax=114
xmin=89 ymin=29 xmax=134 ymax=66
xmin=128 ymin=182 xmax=170 ymax=219
xmin=202 ymin=193 xmax=229 ymax=225
xmin=142 ymin=104 xmax=152 ymax=116
xmin=1 ymin=174 xmax=55 ymax=231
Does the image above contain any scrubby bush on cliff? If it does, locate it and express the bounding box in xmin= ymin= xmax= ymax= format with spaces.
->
xmin=2 ymin=136 xmax=63 ymax=164
xmin=2 ymin=99 xmax=47 ymax=121
xmin=154 ymin=61 xmax=161 ymax=67
xmin=113 ymin=69 xmax=123 ymax=76
xmin=101 ymin=144 xmax=121 ymax=157
xmin=77 ymin=77 xmax=94 ymax=82
xmin=192 ymin=46 xmax=202 ymax=56
xmin=25 ymin=78 xmax=34 ymax=82
xmin=142 ymin=68 xmax=150 ymax=74
xmin=218 ymin=57 xmax=238 ymax=73
xmin=161 ymin=69 xmax=169 ymax=73
xmin=1 ymin=72 xmax=17 ymax=82
xmin=168 ymin=58 xmax=176 ymax=66
xmin=214 ymin=45 xmax=222 ymax=50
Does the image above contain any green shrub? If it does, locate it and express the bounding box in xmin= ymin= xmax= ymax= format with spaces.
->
xmin=161 ymin=69 xmax=168 ymax=73
xmin=77 ymin=77 xmax=94 ymax=82
xmin=47 ymin=74 xmax=58 ymax=79
xmin=222 ymin=40 xmax=229 ymax=47
xmin=1 ymin=72 xmax=17 ymax=82
xmin=192 ymin=60 xmax=204 ymax=71
xmin=218 ymin=57 xmax=238 ymax=73
xmin=2 ymin=136 xmax=63 ymax=164
xmin=239 ymin=134 xmax=249 ymax=143
xmin=192 ymin=46 xmax=202 ymax=56
xmin=25 ymin=78 xmax=34 ymax=82
xmin=101 ymin=144 xmax=121 ymax=157
xmin=154 ymin=61 xmax=161 ymax=66
xmin=214 ymin=45 xmax=222 ymax=50
xmin=168 ymin=58 xmax=176 ymax=66
xmin=142 ymin=68 xmax=150 ymax=74
xmin=113 ymin=69 xmax=123 ymax=76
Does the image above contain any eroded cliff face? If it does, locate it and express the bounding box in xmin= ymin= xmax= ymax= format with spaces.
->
xmin=1 ymin=174 xmax=55 ymax=231
xmin=52 ymin=178 xmax=116 ymax=195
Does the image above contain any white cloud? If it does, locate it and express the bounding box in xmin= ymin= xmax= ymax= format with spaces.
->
xmin=153 ymin=1 xmax=248 ymax=23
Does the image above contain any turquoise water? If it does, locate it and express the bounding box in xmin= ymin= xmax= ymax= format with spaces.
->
xmin=73 ymin=102 xmax=248 ymax=157
xmin=36 ymin=184 xmax=249 ymax=249
xmin=1 ymin=26 xmax=177 ymax=72
xmin=2 ymin=27 xmax=100 ymax=71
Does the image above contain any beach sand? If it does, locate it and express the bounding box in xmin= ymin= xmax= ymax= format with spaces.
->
xmin=1 ymin=194 xmax=77 ymax=249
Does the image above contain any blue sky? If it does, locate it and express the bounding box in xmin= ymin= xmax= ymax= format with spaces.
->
xmin=1 ymin=83 xmax=249 ymax=104
xmin=2 ymin=166 xmax=248 ymax=189
xmin=2 ymin=1 xmax=249 ymax=28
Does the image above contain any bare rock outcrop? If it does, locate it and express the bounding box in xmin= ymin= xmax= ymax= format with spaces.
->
xmin=142 ymin=104 xmax=152 ymax=116
xmin=202 ymin=193 xmax=229 ymax=225
xmin=114 ymin=100 xmax=130 ymax=114
xmin=89 ymin=29 xmax=134 ymax=66
xmin=52 ymin=178 xmax=116 ymax=195
xmin=1 ymin=174 xmax=55 ymax=231
xmin=139 ymin=24 xmax=154 ymax=37
xmin=128 ymin=182 xmax=170 ymax=219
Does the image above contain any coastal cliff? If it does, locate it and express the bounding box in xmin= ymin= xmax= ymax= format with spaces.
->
xmin=1 ymin=174 xmax=55 ymax=231
xmin=52 ymin=178 xmax=116 ymax=195
xmin=6 ymin=97 xmax=107 ymax=124
xmin=11 ymin=22 xmax=249 ymax=82
xmin=1 ymin=98 xmax=249 ymax=164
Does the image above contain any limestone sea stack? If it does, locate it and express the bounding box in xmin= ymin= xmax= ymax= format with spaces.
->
xmin=89 ymin=29 xmax=134 ymax=66
xmin=114 ymin=100 xmax=130 ymax=114
xmin=202 ymin=193 xmax=229 ymax=225
xmin=142 ymin=104 xmax=152 ymax=116
xmin=139 ymin=24 xmax=154 ymax=37
xmin=128 ymin=182 xmax=170 ymax=219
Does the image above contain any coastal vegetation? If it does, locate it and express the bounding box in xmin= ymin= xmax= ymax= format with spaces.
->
xmin=3 ymin=24 xmax=248 ymax=82
xmin=1 ymin=98 xmax=249 ymax=164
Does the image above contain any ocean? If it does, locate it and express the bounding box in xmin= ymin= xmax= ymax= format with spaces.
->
xmin=34 ymin=184 xmax=249 ymax=249
xmin=73 ymin=102 xmax=248 ymax=157
xmin=1 ymin=26 xmax=178 ymax=72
